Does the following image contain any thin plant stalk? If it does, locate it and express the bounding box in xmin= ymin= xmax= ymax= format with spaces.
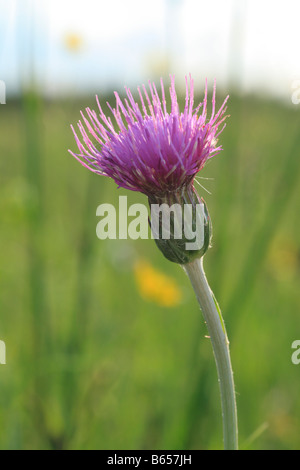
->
xmin=184 ymin=257 xmax=238 ymax=450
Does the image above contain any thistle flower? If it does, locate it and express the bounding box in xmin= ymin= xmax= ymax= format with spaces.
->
xmin=69 ymin=75 xmax=228 ymax=196
xmin=69 ymin=75 xmax=228 ymax=263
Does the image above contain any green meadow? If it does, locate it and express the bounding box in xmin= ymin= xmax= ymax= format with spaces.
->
xmin=0 ymin=89 xmax=299 ymax=449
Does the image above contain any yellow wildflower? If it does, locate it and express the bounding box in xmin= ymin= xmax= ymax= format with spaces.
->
xmin=63 ymin=33 xmax=83 ymax=52
xmin=134 ymin=260 xmax=182 ymax=307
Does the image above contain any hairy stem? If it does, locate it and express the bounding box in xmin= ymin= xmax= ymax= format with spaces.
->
xmin=184 ymin=257 xmax=238 ymax=450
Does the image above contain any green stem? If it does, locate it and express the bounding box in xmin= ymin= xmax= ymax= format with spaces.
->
xmin=184 ymin=257 xmax=238 ymax=450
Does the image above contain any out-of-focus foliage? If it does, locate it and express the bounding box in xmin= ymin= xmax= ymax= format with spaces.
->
xmin=0 ymin=90 xmax=299 ymax=450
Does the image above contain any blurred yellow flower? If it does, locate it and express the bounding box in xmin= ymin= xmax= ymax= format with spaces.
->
xmin=134 ymin=260 xmax=182 ymax=307
xmin=267 ymin=236 xmax=299 ymax=280
xmin=63 ymin=33 xmax=83 ymax=52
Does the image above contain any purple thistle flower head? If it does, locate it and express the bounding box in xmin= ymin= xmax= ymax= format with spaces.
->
xmin=69 ymin=75 xmax=228 ymax=197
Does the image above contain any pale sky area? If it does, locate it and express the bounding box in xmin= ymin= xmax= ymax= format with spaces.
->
xmin=0 ymin=0 xmax=299 ymax=102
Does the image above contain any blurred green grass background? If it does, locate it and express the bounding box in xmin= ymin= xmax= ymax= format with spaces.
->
xmin=0 ymin=89 xmax=300 ymax=450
